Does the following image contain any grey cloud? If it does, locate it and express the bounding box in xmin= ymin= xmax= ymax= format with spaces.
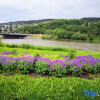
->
xmin=0 ymin=0 xmax=100 ymax=22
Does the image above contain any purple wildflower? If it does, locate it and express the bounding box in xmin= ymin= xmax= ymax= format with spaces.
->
xmin=50 ymin=60 xmax=67 ymax=69
xmin=2 ymin=52 xmax=12 ymax=55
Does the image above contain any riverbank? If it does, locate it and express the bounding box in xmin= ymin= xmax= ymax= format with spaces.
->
xmin=2 ymin=38 xmax=100 ymax=52
xmin=25 ymin=34 xmax=100 ymax=43
xmin=0 ymin=43 xmax=100 ymax=58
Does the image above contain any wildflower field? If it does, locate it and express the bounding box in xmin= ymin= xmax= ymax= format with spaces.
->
xmin=0 ymin=44 xmax=100 ymax=100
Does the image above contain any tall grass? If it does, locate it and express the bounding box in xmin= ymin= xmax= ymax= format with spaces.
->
xmin=1 ymin=43 xmax=68 ymax=52
xmin=0 ymin=75 xmax=100 ymax=100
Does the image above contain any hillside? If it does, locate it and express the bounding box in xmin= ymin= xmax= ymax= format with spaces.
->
xmin=0 ymin=18 xmax=100 ymax=42
xmin=0 ymin=19 xmax=54 ymax=25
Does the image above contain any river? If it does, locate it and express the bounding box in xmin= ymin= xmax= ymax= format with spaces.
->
xmin=2 ymin=38 xmax=100 ymax=52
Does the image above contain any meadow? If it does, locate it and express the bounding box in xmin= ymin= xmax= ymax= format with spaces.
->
xmin=0 ymin=75 xmax=100 ymax=100
xmin=0 ymin=43 xmax=100 ymax=100
xmin=0 ymin=44 xmax=100 ymax=59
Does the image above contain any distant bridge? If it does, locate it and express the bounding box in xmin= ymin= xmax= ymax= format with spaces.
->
xmin=0 ymin=33 xmax=29 ymax=39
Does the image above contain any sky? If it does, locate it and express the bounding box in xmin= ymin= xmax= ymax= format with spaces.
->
xmin=0 ymin=0 xmax=100 ymax=23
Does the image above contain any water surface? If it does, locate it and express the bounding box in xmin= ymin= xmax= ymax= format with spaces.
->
xmin=2 ymin=38 xmax=100 ymax=52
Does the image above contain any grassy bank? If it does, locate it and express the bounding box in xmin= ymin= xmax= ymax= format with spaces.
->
xmin=42 ymin=34 xmax=100 ymax=43
xmin=0 ymin=45 xmax=100 ymax=59
xmin=0 ymin=75 xmax=100 ymax=100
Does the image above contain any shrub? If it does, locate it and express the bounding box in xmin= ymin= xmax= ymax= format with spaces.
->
xmin=73 ymin=67 xmax=83 ymax=77
xmin=52 ymin=29 xmax=66 ymax=39
xmin=0 ymin=55 xmax=100 ymax=77
xmin=12 ymin=49 xmax=17 ymax=55
xmin=64 ymin=31 xmax=74 ymax=39
xmin=0 ymin=56 xmax=35 ymax=75
xmin=68 ymin=49 xmax=76 ymax=59
xmin=6 ymin=44 xmax=18 ymax=48
xmin=71 ymin=32 xmax=81 ymax=40
xmin=1 ymin=64 xmax=17 ymax=75
xmin=35 ymin=61 xmax=49 ymax=74
xmin=21 ymin=44 xmax=33 ymax=49
xmin=89 ymin=35 xmax=93 ymax=42
xmin=83 ymin=64 xmax=99 ymax=75
xmin=49 ymin=60 xmax=67 ymax=77
xmin=0 ymin=36 xmax=5 ymax=47
xmin=0 ymin=35 xmax=2 ymax=42
xmin=17 ymin=62 xmax=34 ymax=74
xmin=49 ymin=65 xmax=67 ymax=77
xmin=66 ymin=66 xmax=74 ymax=75
xmin=79 ymin=34 xmax=88 ymax=40
xmin=71 ymin=33 xmax=88 ymax=41
xmin=96 ymin=64 xmax=100 ymax=73
xmin=0 ymin=42 xmax=5 ymax=47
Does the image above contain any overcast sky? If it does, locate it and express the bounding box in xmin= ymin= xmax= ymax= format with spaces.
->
xmin=0 ymin=0 xmax=100 ymax=22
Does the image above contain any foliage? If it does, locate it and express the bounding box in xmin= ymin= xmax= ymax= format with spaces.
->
xmin=35 ymin=57 xmax=50 ymax=74
xmin=68 ymin=49 xmax=76 ymax=59
xmin=79 ymin=34 xmax=88 ymax=40
xmin=0 ymin=44 xmax=100 ymax=59
xmin=0 ymin=56 xmax=35 ymax=75
xmin=17 ymin=61 xmax=34 ymax=74
xmin=13 ymin=19 xmax=100 ymax=42
xmin=71 ymin=32 xmax=81 ymax=40
xmin=49 ymin=60 xmax=67 ymax=77
xmin=35 ymin=61 xmax=49 ymax=74
xmin=0 ymin=35 xmax=2 ymax=43
xmin=0 ymin=75 xmax=100 ymax=100
xmin=0 ymin=54 xmax=100 ymax=77
xmin=12 ymin=49 xmax=17 ymax=55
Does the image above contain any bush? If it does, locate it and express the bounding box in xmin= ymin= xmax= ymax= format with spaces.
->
xmin=0 ymin=42 xmax=5 ymax=47
xmin=82 ymin=64 xmax=99 ymax=74
xmin=17 ymin=62 xmax=34 ymax=74
xmin=0 ymin=55 xmax=100 ymax=77
xmin=0 ymin=36 xmax=5 ymax=47
xmin=73 ymin=67 xmax=83 ymax=77
xmin=49 ymin=60 xmax=67 ymax=77
xmin=35 ymin=61 xmax=49 ymax=74
xmin=6 ymin=44 xmax=19 ymax=48
xmin=51 ymin=29 xmax=74 ymax=40
xmin=53 ymin=29 xmax=67 ymax=39
xmin=21 ymin=44 xmax=33 ymax=49
xmin=89 ymin=35 xmax=93 ymax=42
xmin=12 ymin=49 xmax=17 ymax=55
xmin=49 ymin=65 xmax=67 ymax=77
xmin=68 ymin=49 xmax=76 ymax=59
xmin=79 ymin=34 xmax=88 ymax=40
xmin=71 ymin=33 xmax=88 ymax=40
xmin=0 ymin=35 xmax=2 ymax=43
xmin=71 ymin=32 xmax=81 ymax=40
xmin=1 ymin=64 xmax=17 ymax=75
xmin=64 ymin=31 xmax=74 ymax=39
xmin=96 ymin=64 xmax=100 ymax=73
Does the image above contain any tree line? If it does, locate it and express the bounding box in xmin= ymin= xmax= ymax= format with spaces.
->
xmin=1 ymin=19 xmax=100 ymax=42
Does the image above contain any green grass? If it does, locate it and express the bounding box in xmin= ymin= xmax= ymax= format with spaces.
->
xmin=0 ymin=44 xmax=100 ymax=100
xmin=0 ymin=75 xmax=100 ymax=100
xmin=0 ymin=47 xmax=100 ymax=59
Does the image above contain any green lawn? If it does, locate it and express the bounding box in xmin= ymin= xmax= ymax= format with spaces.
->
xmin=0 ymin=47 xmax=100 ymax=60
xmin=0 ymin=75 xmax=100 ymax=100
